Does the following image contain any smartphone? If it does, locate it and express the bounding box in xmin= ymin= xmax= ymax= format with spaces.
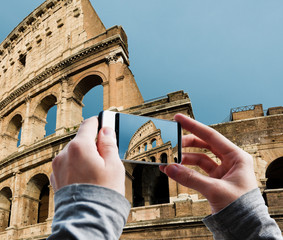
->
xmin=98 ymin=111 xmax=182 ymax=165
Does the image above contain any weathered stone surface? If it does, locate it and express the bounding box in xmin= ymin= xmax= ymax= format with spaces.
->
xmin=0 ymin=0 xmax=282 ymax=239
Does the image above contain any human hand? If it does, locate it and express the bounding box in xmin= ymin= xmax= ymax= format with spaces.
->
xmin=160 ymin=113 xmax=258 ymax=214
xmin=50 ymin=117 xmax=125 ymax=196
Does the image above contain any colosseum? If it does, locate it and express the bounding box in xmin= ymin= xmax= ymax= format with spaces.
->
xmin=0 ymin=0 xmax=282 ymax=239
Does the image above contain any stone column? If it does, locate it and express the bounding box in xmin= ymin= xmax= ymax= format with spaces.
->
xmin=9 ymin=171 xmax=21 ymax=228
xmin=56 ymin=77 xmax=68 ymax=135
xmin=102 ymin=81 xmax=109 ymax=110
xmin=47 ymin=185 xmax=55 ymax=220
xmin=20 ymin=96 xmax=31 ymax=147
xmin=0 ymin=116 xmax=5 ymax=160
xmin=0 ymin=115 xmax=3 ymax=133
xmin=106 ymin=53 xmax=117 ymax=108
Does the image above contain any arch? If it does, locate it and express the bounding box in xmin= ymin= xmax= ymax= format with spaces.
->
xmin=144 ymin=143 xmax=148 ymax=152
xmin=5 ymin=114 xmax=23 ymax=153
xmin=150 ymin=156 xmax=156 ymax=163
xmin=32 ymin=94 xmax=57 ymax=141
xmin=0 ymin=187 xmax=12 ymax=231
xmin=34 ymin=94 xmax=57 ymax=120
xmin=266 ymin=157 xmax=283 ymax=189
xmin=45 ymin=105 xmax=57 ymax=136
xmin=73 ymin=74 xmax=103 ymax=102
xmin=160 ymin=153 xmax=168 ymax=164
xmin=82 ymin=85 xmax=103 ymax=119
xmin=151 ymin=139 xmax=157 ymax=148
xmin=23 ymin=174 xmax=50 ymax=226
xmin=7 ymin=114 xmax=23 ymax=139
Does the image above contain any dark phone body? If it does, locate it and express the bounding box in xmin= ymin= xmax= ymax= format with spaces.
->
xmin=98 ymin=111 xmax=182 ymax=165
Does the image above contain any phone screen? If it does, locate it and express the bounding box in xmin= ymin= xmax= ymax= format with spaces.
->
xmin=116 ymin=113 xmax=181 ymax=165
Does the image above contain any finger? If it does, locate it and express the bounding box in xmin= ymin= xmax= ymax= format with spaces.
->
xmin=50 ymin=172 xmax=57 ymax=192
xmin=76 ymin=117 xmax=98 ymax=142
xmin=162 ymin=164 xmax=214 ymax=198
xmin=175 ymin=114 xmax=238 ymax=156
xmin=96 ymin=127 xmax=121 ymax=166
xmin=182 ymin=153 xmax=219 ymax=175
xmin=182 ymin=134 xmax=211 ymax=149
xmin=182 ymin=134 xmax=222 ymax=159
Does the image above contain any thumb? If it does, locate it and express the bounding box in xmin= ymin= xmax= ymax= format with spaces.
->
xmin=97 ymin=127 xmax=120 ymax=165
xmin=161 ymin=164 xmax=213 ymax=198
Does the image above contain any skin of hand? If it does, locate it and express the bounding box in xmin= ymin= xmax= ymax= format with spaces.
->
xmin=50 ymin=117 xmax=125 ymax=196
xmin=160 ymin=113 xmax=258 ymax=214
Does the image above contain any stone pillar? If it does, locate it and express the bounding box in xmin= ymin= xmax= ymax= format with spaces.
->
xmin=0 ymin=116 xmax=6 ymax=160
xmin=56 ymin=77 xmax=68 ymax=135
xmin=66 ymin=96 xmax=84 ymax=128
xmin=0 ymin=134 xmax=18 ymax=159
xmin=20 ymin=96 xmax=31 ymax=147
xmin=27 ymin=116 xmax=46 ymax=143
xmin=156 ymin=135 xmax=163 ymax=146
xmin=106 ymin=53 xmax=118 ymax=109
xmin=47 ymin=185 xmax=55 ymax=220
xmin=0 ymin=115 xmax=3 ymax=134
xmin=102 ymin=81 xmax=109 ymax=110
xmin=9 ymin=172 xmax=21 ymax=228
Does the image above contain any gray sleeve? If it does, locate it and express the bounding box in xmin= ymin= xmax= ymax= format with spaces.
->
xmin=47 ymin=184 xmax=131 ymax=240
xmin=203 ymin=188 xmax=282 ymax=240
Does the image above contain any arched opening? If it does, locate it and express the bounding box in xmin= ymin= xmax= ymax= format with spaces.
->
xmin=0 ymin=187 xmax=12 ymax=231
xmin=33 ymin=95 xmax=57 ymax=141
xmin=161 ymin=153 xmax=168 ymax=164
xmin=74 ymin=75 xmax=103 ymax=119
xmin=6 ymin=114 xmax=23 ymax=153
xmin=151 ymin=139 xmax=157 ymax=148
xmin=17 ymin=128 xmax=22 ymax=147
xmin=38 ymin=183 xmax=50 ymax=223
xmin=7 ymin=114 xmax=22 ymax=139
xmin=24 ymin=174 xmax=50 ymax=226
xmin=132 ymin=165 xmax=169 ymax=207
xmin=132 ymin=165 xmax=144 ymax=207
xmin=266 ymin=157 xmax=283 ymax=189
xmin=144 ymin=143 xmax=148 ymax=152
xmin=45 ymin=105 xmax=57 ymax=136
xmin=82 ymin=85 xmax=103 ymax=119
xmin=150 ymin=156 xmax=156 ymax=163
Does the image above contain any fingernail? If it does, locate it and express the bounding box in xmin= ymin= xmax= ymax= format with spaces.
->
xmin=103 ymin=127 xmax=115 ymax=137
xmin=103 ymin=127 xmax=117 ymax=144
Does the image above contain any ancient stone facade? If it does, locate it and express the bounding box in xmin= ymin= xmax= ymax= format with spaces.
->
xmin=0 ymin=0 xmax=282 ymax=239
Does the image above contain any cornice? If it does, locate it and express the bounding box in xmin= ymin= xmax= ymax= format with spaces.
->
xmin=0 ymin=130 xmax=76 ymax=171
xmin=0 ymin=35 xmax=127 ymax=113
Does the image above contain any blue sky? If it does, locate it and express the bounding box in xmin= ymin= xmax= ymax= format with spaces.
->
xmin=1 ymin=0 xmax=282 ymax=125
